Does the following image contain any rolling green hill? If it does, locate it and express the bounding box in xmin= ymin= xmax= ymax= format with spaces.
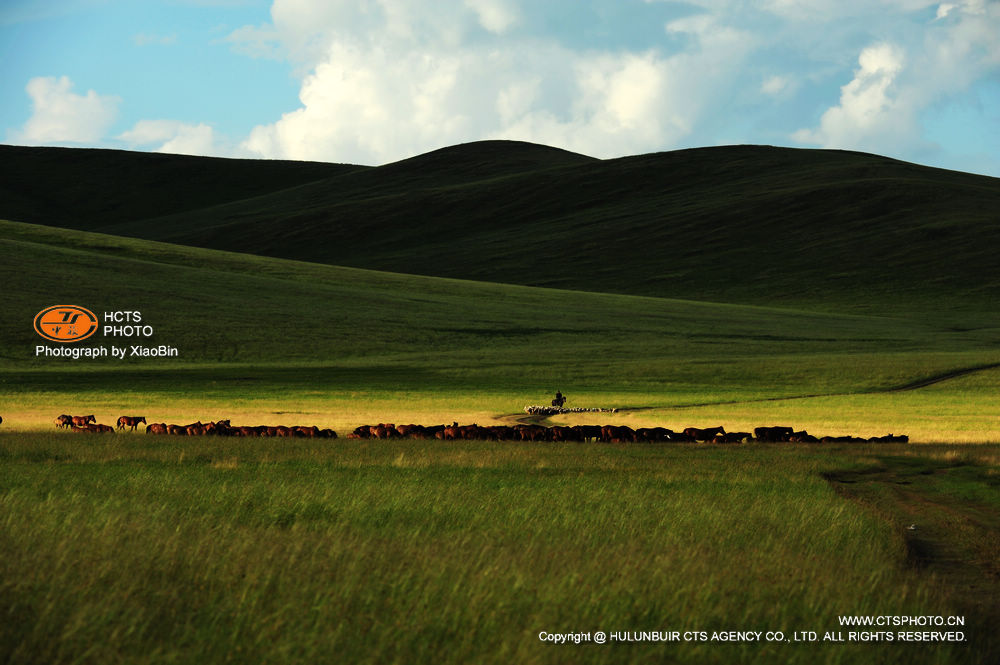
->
xmin=4 ymin=217 xmax=1000 ymax=441
xmin=3 ymin=141 xmax=998 ymax=312
xmin=0 ymin=144 xmax=360 ymax=230
xmin=2 ymin=217 xmax=936 ymax=378
xmin=5 ymin=142 xmax=1000 ymax=665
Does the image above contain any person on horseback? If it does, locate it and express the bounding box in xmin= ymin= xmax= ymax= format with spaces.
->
xmin=552 ymin=391 xmax=566 ymax=408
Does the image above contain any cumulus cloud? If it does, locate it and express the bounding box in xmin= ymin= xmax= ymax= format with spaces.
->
xmin=794 ymin=0 xmax=1000 ymax=155
xmin=492 ymin=50 xmax=686 ymax=158
xmin=237 ymin=0 xmax=757 ymax=164
xmin=793 ymin=43 xmax=913 ymax=150
xmin=12 ymin=75 xmax=120 ymax=144
xmin=118 ymin=119 xmax=222 ymax=156
xmin=463 ymin=0 xmax=519 ymax=34
xmin=20 ymin=0 xmax=991 ymax=174
xmin=761 ymin=75 xmax=792 ymax=96
xmin=935 ymin=3 xmax=957 ymax=19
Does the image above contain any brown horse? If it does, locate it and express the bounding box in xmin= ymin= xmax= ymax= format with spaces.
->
xmin=146 ymin=423 xmax=168 ymax=435
xmin=117 ymin=416 xmax=147 ymax=431
xmin=71 ymin=423 xmax=113 ymax=434
xmin=371 ymin=424 xmax=400 ymax=439
xmin=682 ymin=426 xmax=725 ymax=442
xmin=601 ymin=425 xmax=636 ymax=443
xmin=56 ymin=414 xmax=73 ymax=428
xmin=71 ymin=415 xmax=96 ymax=427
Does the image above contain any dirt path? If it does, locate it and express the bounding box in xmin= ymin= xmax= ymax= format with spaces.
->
xmin=886 ymin=362 xmax=1000 ymax=392
xmin=495 ymin=412 xmax=551 ymax=426
xmin=495 ymin=362 xmax=1000 ymax=427
xmin=825 ymin=457 xmax=1000 ymax=663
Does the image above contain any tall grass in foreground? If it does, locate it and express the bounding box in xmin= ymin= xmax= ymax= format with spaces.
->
xmin=1 ymin=435 xmax=989 ymax=664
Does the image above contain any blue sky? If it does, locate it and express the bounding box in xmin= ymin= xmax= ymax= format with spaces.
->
xmin=2 ymin=0 xmax=998 ymax=175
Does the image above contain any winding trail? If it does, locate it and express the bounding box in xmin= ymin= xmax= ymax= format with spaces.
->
xmin=666 ymin=361 xmax=1000 ymax=410
xmin=496 ymin=362 xmax=1000 ymax=424
xmin=495 ymin=412 xmax=551 ymax=426
xmin=825 ymin=459 xmax=1000 ymax=662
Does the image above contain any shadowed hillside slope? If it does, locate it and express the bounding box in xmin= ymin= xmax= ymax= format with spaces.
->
xmin=3 ymin=141 xmax=999 ymax=311
xmin=5 ymin=217 xmax=999 ymax=393
xmin=0 ymin=144 xmax=363 ymax=229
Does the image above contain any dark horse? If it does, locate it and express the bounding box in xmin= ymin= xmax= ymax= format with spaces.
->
xmin=683 ymin=426 xmax=726 ymax=442
xmin=117 ymin=416 xmax=147 ymax=431
xmin=551 ymin=391 xmax=566 ymax=408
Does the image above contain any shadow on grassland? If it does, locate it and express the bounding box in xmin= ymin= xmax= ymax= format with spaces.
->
xmin=824 ymin=456 xmax=1000 ymax=664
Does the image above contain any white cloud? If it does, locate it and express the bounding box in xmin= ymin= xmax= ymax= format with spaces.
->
xmin=118 ymin=119 xmax=222 ymax=156
xmin=760 ymin=0 xmax=939 ymax=21
xmin=118 ymin=119 xmax=183 ymax=145
xmin=237 ymin=0 xmax=758 ymax=164
xmin=159 ymin=124 xmax=217 ymax=155
xmin=224 ymin=23 xmax=284 ymax=59
xmin=494 ymin=50 xmax=688 ymax=157
xmin=12 ymin=75 xmax=120 ymax=144
xmin=463 ymin=0 xmax=519 ymax=34
xmin=761 ymin=75 xmax=791 ymax=96
xmin=794 ymin=1 xmax=1000 ymax=156
xmin=935 ymin=3 xmax=957 ymax=19
xmin=16 ymin=0 xmax=991 ymax=175
xmin=794 ymin=43 xmax=916 ymax=151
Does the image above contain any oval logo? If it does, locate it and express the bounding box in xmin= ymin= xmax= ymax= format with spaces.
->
xmin=33 ymin=305 xmax=99 ymax=343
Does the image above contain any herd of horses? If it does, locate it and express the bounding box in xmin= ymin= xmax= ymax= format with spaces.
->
xmin=51 ymin=415 xmax=908 ymax=444
xmin=54 ymin=415 xmax=337 ymax=438
xmin=348 ymin=423 xmax=907 ymax=443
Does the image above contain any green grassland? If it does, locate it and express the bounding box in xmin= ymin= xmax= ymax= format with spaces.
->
xmin=3 ymin=219 xmax=1000 ymax=439
xmin=2 ymin=434 xmax=998 ymax=665
xmin=2 ymin=142 xmax=1000 ymax=664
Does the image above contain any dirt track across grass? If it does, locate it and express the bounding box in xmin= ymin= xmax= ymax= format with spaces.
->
xmin=825 ymin=455 xmax=1000 ymax=664
xmin=671 ymin=362 xmax=1000 ymax=409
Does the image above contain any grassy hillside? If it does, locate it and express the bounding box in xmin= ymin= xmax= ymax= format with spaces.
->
xmin=3 ymin=141 xmax=998 ymax=312
xmin=0 ymin=144 xmax=360 ymax=230
xmin=4 ymin=219 xmax=1000 ymax=440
